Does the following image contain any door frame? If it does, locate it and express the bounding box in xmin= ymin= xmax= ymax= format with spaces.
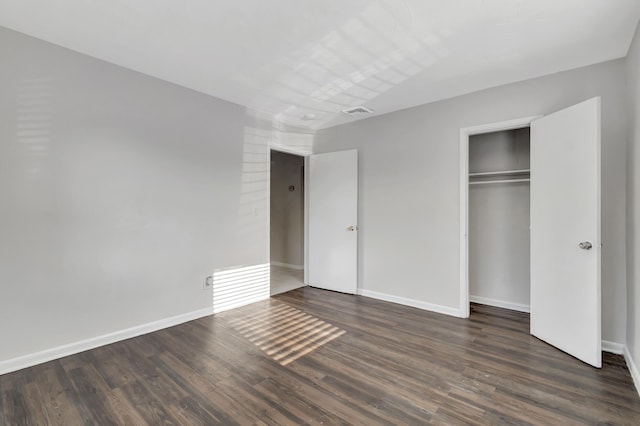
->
xmin=269 ymin=145 xmax=310 ymax=285
xmin=458 ymin=115 xmax=541 ymax=318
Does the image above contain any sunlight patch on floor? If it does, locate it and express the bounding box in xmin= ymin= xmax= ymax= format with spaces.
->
xmin=228 ymin=300 xmax=345 ymax=366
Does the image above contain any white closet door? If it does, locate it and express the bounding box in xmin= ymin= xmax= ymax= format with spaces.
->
xmin=308 ymin=150 xmax=358 ymax=294
xmin=530 ymin=97 xmax=601 ymax=367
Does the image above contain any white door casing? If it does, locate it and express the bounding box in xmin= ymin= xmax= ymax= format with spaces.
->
xmin=459 ymin=116 xmax=540 ymax=318
xmin=530 ymin=97 xmax=601 ymax=368
xmin=308 ymin=149 xmax=358 ymax=294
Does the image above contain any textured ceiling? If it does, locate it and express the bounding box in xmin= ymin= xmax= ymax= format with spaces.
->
xmin=1 ymin=0 xmax=639 ymax=129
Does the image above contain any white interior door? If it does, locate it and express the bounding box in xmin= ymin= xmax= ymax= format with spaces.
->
xmin=530 ymin=97 xmax=601 ymax=367
xmin=308 ymin=149 xmax=358 ymax=293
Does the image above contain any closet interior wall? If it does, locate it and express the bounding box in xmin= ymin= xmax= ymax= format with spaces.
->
xmin=469 ymin=128 xmax=531 ymax=311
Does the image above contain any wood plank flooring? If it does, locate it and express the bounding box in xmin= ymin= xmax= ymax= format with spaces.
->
xmin=2 ymin=287 xmax=640 ymax=425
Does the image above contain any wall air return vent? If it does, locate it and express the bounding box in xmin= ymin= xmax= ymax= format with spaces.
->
xmin=341 ymin=106 xmax=374 ymax=115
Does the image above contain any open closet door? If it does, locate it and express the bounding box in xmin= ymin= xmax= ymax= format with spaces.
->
xmin=530 ymin=97 xmax=601 ymax=367
xmin=308 ymin=149 xmax=358 ymax=294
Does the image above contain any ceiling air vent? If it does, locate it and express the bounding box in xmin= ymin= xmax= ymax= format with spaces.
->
xmin=341 ymin=106 xmax=374 ymax=115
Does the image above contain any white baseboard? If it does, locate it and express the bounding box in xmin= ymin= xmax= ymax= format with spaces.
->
xmin=0 ymin=307 xmax=214 ymax=376
xmin=357 ymin=289 xmax=462 ymax=318
xmin=602 ymin=340 xmax=625 ymax=355
xmin=469 ymin=295 xmax=530 ymax=313
xmin=270 ymin=261 xmax=304 ymax=270
xmin=624 ymin=346 xmax=640 ymax=397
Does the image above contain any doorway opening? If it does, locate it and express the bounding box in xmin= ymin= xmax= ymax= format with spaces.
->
xmin=459 ymin=116 xmax=539 ymax=318
xmin=270 ymin=149 xmax=307 ymax=295
xmin=468 ymin=127 xmax=531 ymax=314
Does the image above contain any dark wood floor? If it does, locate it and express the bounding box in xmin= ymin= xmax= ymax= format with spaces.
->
xmin=2 ymin=287 xmax=640 ymax=425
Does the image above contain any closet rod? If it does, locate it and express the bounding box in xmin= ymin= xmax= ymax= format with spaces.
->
xmin=469 ymin=169 xmax=530 ymax=177
xmin=469 ymin=178 xmax=530 ymax=185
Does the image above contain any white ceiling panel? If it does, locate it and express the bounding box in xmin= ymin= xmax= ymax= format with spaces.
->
xmin=1 ymin=0 xmax=638 ymax=129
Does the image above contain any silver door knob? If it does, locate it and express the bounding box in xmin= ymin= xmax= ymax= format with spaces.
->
xmin=347 ymin=226 xmax=358 ymax=231
xmin=579 ymin=241 xmax=593 ymax=250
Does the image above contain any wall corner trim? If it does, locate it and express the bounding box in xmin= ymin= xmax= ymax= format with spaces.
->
xmin=0 ymin=307 xmax=214 ymax=376
xmin=357 ymin=289 xmax=463 ymax=318
xmin=623 ymin=346 xmax=640 ymax=397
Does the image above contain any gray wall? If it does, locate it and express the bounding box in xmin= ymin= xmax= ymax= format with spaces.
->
xmin=317 ymin=59 xmax=628 ymax=344
xmin=0 ymin=27 xmax=288 ymax=362
xmin=626 ymin=21 xmax=640 ymax=373
xmin=469 ymin=129 xmax=530 ymax=308
xmin=270 ymin=150 xmax=304 ymax=267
